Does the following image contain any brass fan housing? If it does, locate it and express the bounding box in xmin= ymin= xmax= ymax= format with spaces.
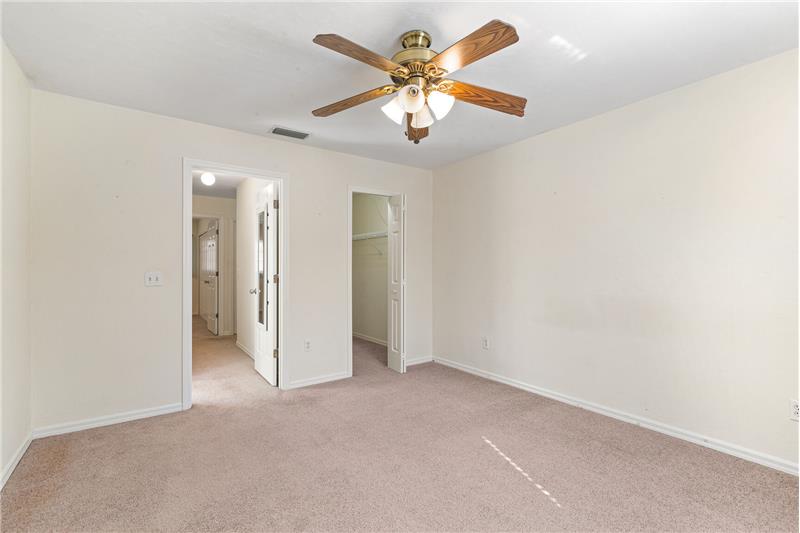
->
xmin=400 ymin=29 xmax=431 ymax=48
xmin=390 ymin=29 xmax=439 ymax=86
xmin=391 ymin=30 xmax=437 ymax=65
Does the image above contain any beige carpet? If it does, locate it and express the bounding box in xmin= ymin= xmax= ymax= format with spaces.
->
xmin=2 ymin=322 xmax=797 ymax=532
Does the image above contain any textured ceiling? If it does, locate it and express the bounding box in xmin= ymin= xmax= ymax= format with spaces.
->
xmin=3 ymin=2 xmax=797 ymax=168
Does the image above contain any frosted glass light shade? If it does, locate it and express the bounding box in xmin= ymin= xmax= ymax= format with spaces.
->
xmin=411 ymin=104 xmax=434 ymax=129
xmin=398 ymin=85 xmax=425 ymax=114
xmin=200 ymin=172 xmax=216 ymax=186
xmin=427 ymin=90 xmax=455 ymax=120
xmin=381 ymin=96 xmax=404 ymax=125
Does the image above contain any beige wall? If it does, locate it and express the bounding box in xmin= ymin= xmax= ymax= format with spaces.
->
xmin=352 ymin=193 xmax=388 ymax=344
xmin=433 ymin=50 xmax=798 ymax=468
xmin=1 ymin=43 xmax=32 ymax=484
xmin=193 ymin=196 xmax=236 ymax=335
xmin=10 ymin=41 xmax=793 ymax=474
xmin=195 ymin=217 xmax=214 ymax=234
xmin=29 ymin=90 xmax=433 ymax=429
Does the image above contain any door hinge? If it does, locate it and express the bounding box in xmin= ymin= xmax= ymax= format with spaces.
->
xmin=273 ymin=348 xmax=278 ymax=359
xmin=273 ymin=199 xmax=279 ymax=209
xmin=215 ymin=313 xmax=219 ymax=318
xmin=273 ymin=274 xmax=279 ymax=284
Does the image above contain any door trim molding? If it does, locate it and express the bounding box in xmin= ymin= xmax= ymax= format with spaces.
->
xmin=182 ymin=158 xmax=290 ymax=409
xmin=347 ymin=186 xmax=406 ymax=378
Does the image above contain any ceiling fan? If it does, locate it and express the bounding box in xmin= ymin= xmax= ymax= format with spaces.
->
xmin=311 ymin=20 xmax=527 ymax=144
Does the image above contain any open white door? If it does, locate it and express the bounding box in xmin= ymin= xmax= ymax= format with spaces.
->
xmin=253 ymin=183 xmax=279 ymax=385
xmin=199 ymin=222 xmax=219 ymax=335
xmin=387 ymin=194 xmax=405 ymax=373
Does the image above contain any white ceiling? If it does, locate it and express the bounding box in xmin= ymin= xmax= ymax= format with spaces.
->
xmin=3 ymin=2 xmax=797 ymax=169
xmin=192 ymin=170 xmax=244 ymax=199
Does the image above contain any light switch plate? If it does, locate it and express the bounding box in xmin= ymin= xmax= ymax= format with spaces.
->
xmin=144 ymin=271 xmax=163 ymax=287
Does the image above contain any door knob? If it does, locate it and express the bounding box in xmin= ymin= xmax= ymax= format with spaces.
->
xmin=249 ymin=288 xmax=259 ymax=294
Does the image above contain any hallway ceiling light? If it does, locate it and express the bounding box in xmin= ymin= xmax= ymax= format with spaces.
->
xmin=311 ymin=20 xmax=527 ymax=144
xmin=200 ymin=172 xmax=216 ymax=186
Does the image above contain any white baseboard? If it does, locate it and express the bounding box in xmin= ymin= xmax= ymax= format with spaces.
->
xmin=285 ymin=371 xmax=349 ymax=390
xmin=235 ymin=340 xmax=256 ymax=360
xmin=406 ymin=355 xmax=433 ymax=366
xmin=353 ymin=332 xmax=387 ymax=346
xmin=1 ymin=433 xmax=32 ymax=490
xmin=433 ymin=356 xmax=798 ymax=476
xmin=32 ymin=403 xmax=183 ymax=439
xmin=5 ymin=404 xmax=182 ymax=488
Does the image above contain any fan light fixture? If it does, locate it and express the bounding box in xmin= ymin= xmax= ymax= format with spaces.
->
xmin=397 ymin=85 xmax=425 ymax=114
xmin=200 ymin=172 xmax=216 ymax=186
xmin=381 ymin=96 xmax=405 ymax=125
xmin=311 ymin=21 xmax=527 ymax=144
xmin=411 ymin=104 xmax=435 ymax=129
xmin=427 ymin=90 xmax=455 ymax=120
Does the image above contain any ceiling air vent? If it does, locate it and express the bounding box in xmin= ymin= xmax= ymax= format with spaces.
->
xmin=271 ymin=126 xmax=309 ymax=140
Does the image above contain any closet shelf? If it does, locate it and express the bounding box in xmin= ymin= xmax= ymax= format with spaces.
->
xmin=353 ymin=231 xmax=388 ymax=241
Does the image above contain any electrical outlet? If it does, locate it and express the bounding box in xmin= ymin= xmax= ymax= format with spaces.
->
xmin=304 ymin=340 xmax=312 ymax=352
xmin=790 ymin=400 xmax=799 ymax=422
xmin=480 ymin=337 xmax=490 ymax=350
xmin=144 ymin=271 xmax=163 ymax=287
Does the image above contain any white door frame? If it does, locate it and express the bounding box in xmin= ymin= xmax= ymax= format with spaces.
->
xmin=193 ymin=214 xmax=223 ymax=335
xmin=346 ymin=186 xmax=406 ymax=377
xmin=182 ymin=158 xmax=289 ymax=409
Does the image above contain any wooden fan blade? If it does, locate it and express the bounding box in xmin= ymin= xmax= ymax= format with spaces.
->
xmin=429 ymin=20 xmax=519 ymax=75
xmin=445 ymin=80 xmax=526 ymax=117
xmin=313 ymin=34 xmax=404 ymax=74
xmin=312 ymin=86 xmax=395 ymax=117
xmin=406 ymin=113 xmax=428 ymax=143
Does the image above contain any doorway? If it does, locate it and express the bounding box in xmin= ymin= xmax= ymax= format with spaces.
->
xmin=196 ymin=217 xmax=220 ymax=335
xmin=348 ymin=187 xmax=406 ymax=377
xmin=182 ymin=159 xmax=288 ymax=409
